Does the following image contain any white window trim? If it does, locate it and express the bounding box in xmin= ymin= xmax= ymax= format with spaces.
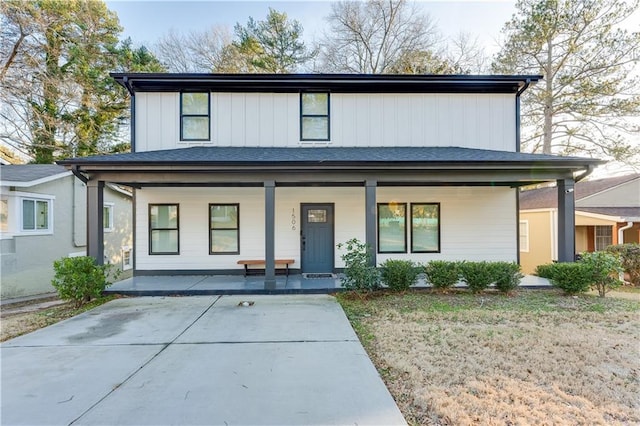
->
xmin=122 ymin=245 xmax=133 ymax=270
xmin=519 ymin=220 xmax=529 ymax=252
xmin=19 ymin=193 xmax=54 ymax=236
xmin=103 ymin=203 xmax=114 ymax=233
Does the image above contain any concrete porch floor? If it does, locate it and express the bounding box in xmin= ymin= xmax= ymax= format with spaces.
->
xmin=105 ymin=274 xmax=552 ymax=296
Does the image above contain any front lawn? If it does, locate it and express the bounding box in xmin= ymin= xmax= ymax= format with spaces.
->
xmin=337 ymin=289 xmax=640 ymax=425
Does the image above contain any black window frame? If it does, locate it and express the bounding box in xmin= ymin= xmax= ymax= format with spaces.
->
xmin=180 ymin=92 xmax=210 ymax=141
xmin=300 ymin=92 xmax=330 ymax=141
xmin=148 ymin=203 xmax=180 ymax=255
xmin=377 ymin=202 xmax=407 ymax=254
xmin=209 ymin=203 xmax=240 ymax=255
xmin=410 ymin=202 xmax=441 ymax=253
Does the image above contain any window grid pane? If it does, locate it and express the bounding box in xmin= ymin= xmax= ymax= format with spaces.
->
xmin=22 ymin=199 xmax=35 ymax=230
xmin=149 ymin=204 xmax=179 ymax=254
xmin=378 ymin=203 xmax=407 ymax=253
xmin=595 ymin=226 xmax=612 ymax=251
xmin=35 ymin=201 xmax=48 ymax=229
xmin=411 ymin=203 xmax=439 ymax=253
xmin=210 ymin=204 xmax=240 ymax=254
xmin=0 ymin=199 xmax=8 ymax=232
xmin=182 ymin=117 xmax=209 ymax=140
xmin=301 ymin=92 xmax=329 ymax=140
xmin=181 ymin=93 xmax=209 ymax=114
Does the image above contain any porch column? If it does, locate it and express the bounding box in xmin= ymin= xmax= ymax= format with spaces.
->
xmin=264 ymin=180 xmax=276 ymax=290
xmin=557 ymin=178 xmax=576 ymax=262
xmin=87 ymin=179 xmax=105 ymax=265
xmin=365 ymin=180 xmax=377 ymax=267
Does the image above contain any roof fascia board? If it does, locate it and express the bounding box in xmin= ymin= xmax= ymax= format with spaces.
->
xmin=0 ymin=171 xmax=72 ymax=188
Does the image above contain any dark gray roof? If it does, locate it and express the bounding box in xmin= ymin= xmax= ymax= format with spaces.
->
xmin=0 ymin=164 xmax=69 ymax=183
xmin=58 ymin=146 xmax=600 ymax=167
xmin=520 ymin=174 xmax=640 ymax=209
xmin=111 ymin=73 xmax=543 ymax=95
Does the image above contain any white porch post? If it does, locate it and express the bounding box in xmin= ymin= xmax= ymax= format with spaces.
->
xmin=87 ymin=179 xmax=105 ymax=265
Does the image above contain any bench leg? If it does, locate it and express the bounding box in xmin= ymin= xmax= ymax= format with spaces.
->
xmin=286 ymin=264 xmax=289 ymax=276
xmin=244 ymin=264 xmax=248 ymax=277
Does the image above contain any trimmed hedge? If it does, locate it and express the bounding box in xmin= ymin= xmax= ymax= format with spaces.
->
xmin=535 ymin=262 xmax=592 ymax=295
xmin=424 ymin=260 xmax=460 ymax=290
xmin=606 ymin=243 xmax=640 ymax=286
xmin=493 ymin=262 xmax=524 ymax=294
xmin=458 ymin=261 xmax=496 ymax=293
xmin=380 ymin=259 xmax=421 ymax=292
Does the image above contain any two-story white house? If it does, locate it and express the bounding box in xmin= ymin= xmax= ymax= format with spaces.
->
xmin=58 ymin=74 xmax=602 ymax=289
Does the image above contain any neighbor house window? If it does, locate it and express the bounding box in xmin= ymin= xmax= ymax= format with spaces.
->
xmin=378 ymin=203 xmax=406 ymax=253
xmin=122 ymin=246 xmax=132 ymax=270
xmin=594 ymin=225 xmax=612 ymax=251
xmin=21 ymin=198 xmax=51 ymax=232
xmin=300 ymin=92 xmax=330 ymax=141
xmin=209 ymin=204 xmax=239 ymax=254
xmin=149 ymin=204 xmax=179 ymax=254
xmin=103 ymin=204 xmax=114 ymax=232
xmin=180 ymin=92 xmax=210 ymax=140
xmin=411 ymin=203 xmax=440 ymax=253
xmin=0 ymin=199 xmax=8 ymax=232
xmin=519 ymin=220 xmax=529 ymax=252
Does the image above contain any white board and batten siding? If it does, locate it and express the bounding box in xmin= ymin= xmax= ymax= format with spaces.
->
xmin=134 ymin=92 xmax=517 ymax=152
xmin=135 ymin=186 xmax=516 ymax=272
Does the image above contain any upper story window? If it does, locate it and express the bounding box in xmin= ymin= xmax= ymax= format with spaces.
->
xmin=180 ymin=92 xmax=210 ymax=141
xmin=300 ymin=92 xmax=330 ymax=141
xmin=21 ymin=198 xmax=52 ymax=232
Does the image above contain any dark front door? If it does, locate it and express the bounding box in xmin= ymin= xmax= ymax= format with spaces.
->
xmin=301 ymin=204 xmax=334 ymax=273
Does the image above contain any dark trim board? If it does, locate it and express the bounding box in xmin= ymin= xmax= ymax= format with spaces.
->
xmin=133 ymin=268 xmax=303 ymax=276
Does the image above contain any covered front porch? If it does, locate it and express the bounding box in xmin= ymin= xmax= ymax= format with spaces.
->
xmin=104 ymin=273 xmax=553 ymax=296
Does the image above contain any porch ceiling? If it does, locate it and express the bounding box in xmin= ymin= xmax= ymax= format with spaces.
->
xmin=58 ymin=146 xmax=603 ymax=187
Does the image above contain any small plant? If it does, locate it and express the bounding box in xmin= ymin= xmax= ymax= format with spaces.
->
xmin=493 ymin=262 xmax=524 ymax=294
xmin=424 ymin=260 xmax=460 ymax=291
xmin=606 ymin=243 xmax=640 ymax=286
xmin=580 ymin=251 xmax=624 ymax=297
xmin=538 ymin=262 xmax=592 ymax=295
xmin=458 ymin=261 xmax=496 ymax=293
xmin=337 ymin=238 xmax=380 ymax=292
xmin=52 ymin=256 xmax=117 ymax=307
xmin=380 ymin=259 xmax=420 ymax=292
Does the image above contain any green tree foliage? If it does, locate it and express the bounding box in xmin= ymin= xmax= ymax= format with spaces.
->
xmin=232 ymin=8 xmax=316 ymax=73
xmin=0 ymin=0 xmax=163 ymax=163
xmin=493 ymin=0 xmax=640 ymax=166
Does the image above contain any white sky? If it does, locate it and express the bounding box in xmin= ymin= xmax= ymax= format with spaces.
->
xmin=106 ymin=0 xmax=519 ymax=56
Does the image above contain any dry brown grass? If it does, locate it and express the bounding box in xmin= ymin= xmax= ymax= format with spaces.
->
xmin=337 ymin=290 xmax=640 ymax=425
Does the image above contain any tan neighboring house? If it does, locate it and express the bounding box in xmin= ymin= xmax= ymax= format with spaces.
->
xmin=0 ymin=165 xmax=132 ymax=299
xmin=519 ymin=174 xmax=640 ymax=274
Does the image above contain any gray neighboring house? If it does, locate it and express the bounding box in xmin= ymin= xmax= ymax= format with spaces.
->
xmin=0 ymin=165 xmax=132 ymax=299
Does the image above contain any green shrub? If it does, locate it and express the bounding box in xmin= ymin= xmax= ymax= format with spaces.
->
xmin=458 ymin=261 xmax=496 ymax=293
xmin=337 ymin=238 xmax=380 ymax=292
xmin=535 ymin=263 xmax=556 ymax=280
xmin=380 ymin=259 xmax=420 ymax=292
xmin=493 ymin=262 xmax=523 ymax=294
xmin=539 ymin=262 xmax=592 ymax=295
xmin=580 ymin=251 xmax=623 ymax=297
xmin=606 ymin=243 xmax=640 ymax=285
xmin=424 ymin=260 xmax=460 ymax=290
xmin=52 ymin=256 xmax=116 ymax=307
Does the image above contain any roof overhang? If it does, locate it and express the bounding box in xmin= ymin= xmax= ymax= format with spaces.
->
xmin=58 ymin=146 xmax=603 ymax=188
xmin=111 ymin=73 xmax=543 ymax=95
xmin=0 ymin=171 xmax=72 ymax=188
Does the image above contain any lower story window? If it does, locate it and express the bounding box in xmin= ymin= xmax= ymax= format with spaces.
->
xmin=519 ymin=220 xmax=529 ymax=252
xmin=149 ymin=204 xmax=179 ymax=254
xmin=378 ymin=203 xmax=407 ymax=253
xmin=210 ymin=204 xmax=239 ymax=254
xmin=22 ymin=198 xmax=51 ymax=232
xmin=595 ymin=225 xmax=612 ymax=251
xmin=122 ymin=246 xmax=132 ymax=270
xmin=411 ymin=203 xmax=440 ymax=253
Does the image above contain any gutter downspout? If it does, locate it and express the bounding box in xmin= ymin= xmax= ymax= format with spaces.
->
xmin=574 ymin=164 xmax=594 ymax=183
xmin=71 ymin=166 xmax=88 ymax=184
xmin=618 ymin=221 xmax=633 ymax=245
xmin=515 ymin=78 xmax=531 ymax=153
xmin=70 ymin=166 xmax=88 ymax=248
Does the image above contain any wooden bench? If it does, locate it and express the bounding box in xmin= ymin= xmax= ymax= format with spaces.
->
xmin=237 ymin=259 xmax=295 ymax=277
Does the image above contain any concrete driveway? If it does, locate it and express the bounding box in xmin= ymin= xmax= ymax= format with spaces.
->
xmin=1 ymin=295 xmax=406 ymax=425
